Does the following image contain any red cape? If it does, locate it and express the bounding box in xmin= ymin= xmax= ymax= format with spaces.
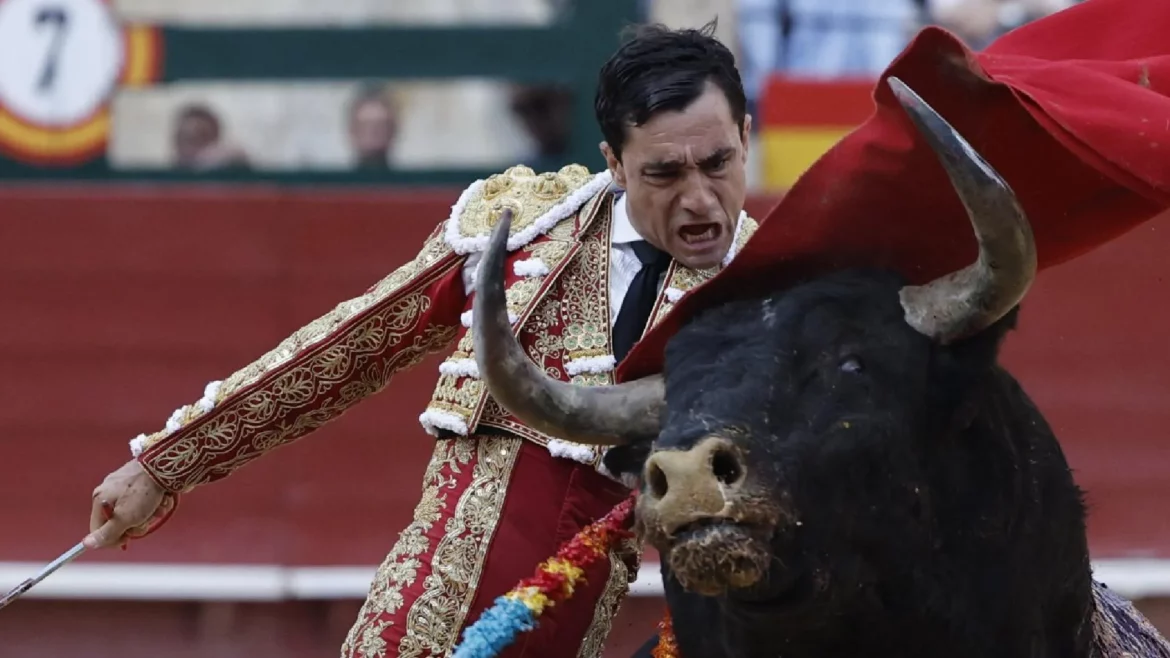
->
xmin=619 ymin=0 xmax=1170 ymax=382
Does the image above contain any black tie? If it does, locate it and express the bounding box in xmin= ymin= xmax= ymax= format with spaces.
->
xmin=613 ymin=240 xmax=672 ymax=362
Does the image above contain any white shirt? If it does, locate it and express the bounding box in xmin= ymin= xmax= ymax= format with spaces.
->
xmin=461 ymin=191 xmax=655 ymax=328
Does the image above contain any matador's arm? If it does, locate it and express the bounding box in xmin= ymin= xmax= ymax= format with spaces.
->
xmin=133 ymin=222 xmax=467 ymax=494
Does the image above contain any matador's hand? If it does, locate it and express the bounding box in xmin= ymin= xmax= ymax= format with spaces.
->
xmin=85 ymin=459 xmax=173 ymax=550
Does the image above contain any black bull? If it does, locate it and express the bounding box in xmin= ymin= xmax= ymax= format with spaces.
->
xmin=470 ymin=79 xmax=1170 ymax=658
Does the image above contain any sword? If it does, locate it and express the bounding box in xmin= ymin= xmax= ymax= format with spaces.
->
xmin=0 ymin=541 xmax=87 ymax=611
xmin=0 ymin=493 xmax=178 ymax=612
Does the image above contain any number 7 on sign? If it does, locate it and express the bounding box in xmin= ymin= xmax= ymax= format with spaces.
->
xmin=35 ymin=6 xmax=69 ymax=92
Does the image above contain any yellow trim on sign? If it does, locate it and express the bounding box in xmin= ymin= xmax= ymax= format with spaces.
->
xmin=760 ymin=127 xmax=851 ymax=192
xmin=0 ymin=108 xmax=110 ymax=156
xmin=122 ymin=25 xmax=160 ymax=87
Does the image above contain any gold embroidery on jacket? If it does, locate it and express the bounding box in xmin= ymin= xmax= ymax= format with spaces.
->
xmin=453 ymin=164 xmax=594 ymax=242
xmin=525 ymin=240 xmax=571 ymax=267
xmin=505 ymin=215 xmax=581 ymax=368
xmin=558 ymin=245 xmax=611 ymax=359
xmin=524 ymin=298 xmax=563 ymax=374
xmin=562 ymin=322 xmax=609 ymax=362
xmin=505 ymin=277 xmax=543 ymax=315
xmin=456 ymin=329 xmax=475 ymax=355
xmin=159 ymin=320 xmax=457 ymax=491
xmin=576 ymin=547 xmax=633 ymax=658
xmin=140 ymin=224 xmax=462 ymax=492
xmin=475 ymin=199 xmax=614 ymax=443
xmin=569 ymin=372 xmax=613 ymax=387
xmin=423 ymin=190 xmax=611 ymax=436
xmin=395 ymin=436 xmax=521 ymax=657
xmin=340 ymin=436 xmax=478 ymax=658
xmin=551 ymin=197 xmax=613 ymax=368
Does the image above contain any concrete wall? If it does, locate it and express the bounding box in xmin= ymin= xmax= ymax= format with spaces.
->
xmin=109 ymin=81 xmax=537 ymax=170
xmin=113 ymin=0 xmax=559 ymax=26
xmin=104 ymin=0 xmax=752 ymax=174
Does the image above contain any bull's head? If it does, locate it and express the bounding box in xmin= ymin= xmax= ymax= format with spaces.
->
xmin=472 ymin=79 xmax=1036 ymax=602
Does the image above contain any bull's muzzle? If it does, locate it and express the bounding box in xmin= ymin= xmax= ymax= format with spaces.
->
xmin=640 ymin=436 xmax=747 ymax=536
xmin=638 ymin=436 xmax=784 ymax=596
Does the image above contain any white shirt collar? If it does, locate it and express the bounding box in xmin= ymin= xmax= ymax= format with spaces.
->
xmin=611 ymin=191 xmax=645 ymax=244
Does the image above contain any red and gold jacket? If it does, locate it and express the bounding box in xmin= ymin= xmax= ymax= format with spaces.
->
xmin=133 ymin=164 xmax=759 ymax=494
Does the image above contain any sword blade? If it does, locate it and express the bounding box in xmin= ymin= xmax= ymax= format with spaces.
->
xmin=0 ymin=541 xmax=87 ymax=611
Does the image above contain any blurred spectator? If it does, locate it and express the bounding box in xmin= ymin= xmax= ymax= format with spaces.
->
xmin=347 ymin=84 xmax=399 ymax=171
xmin=172 ymin=103 xmax=251 ymax=171
xmin=927 ymin=0 xmax=1077 ymax=50
xmin=646 ymin=0 xmax=740 ymax=53
xmin=508 ymin=84 xmax=573 ymax=171
xmin=734 ymin=0 xmax=1076 ymax=114
xmin=737 ymin=0 xmax=923 ymax=110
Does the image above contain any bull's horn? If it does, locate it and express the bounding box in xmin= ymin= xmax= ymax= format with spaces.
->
xmin=888 ymin=77 xmax=1037 ymax=344
xmin=471 ymin=209 xmax=665 ymax=445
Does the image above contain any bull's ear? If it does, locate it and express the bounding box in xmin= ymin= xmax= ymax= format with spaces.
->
xmin=944 ymin=304 xmax=1020 ymax=365
xmin=928 ymin=305 xmax=1021 ymax=413
xmin=602 ymin=440 xmax=654 ymax=485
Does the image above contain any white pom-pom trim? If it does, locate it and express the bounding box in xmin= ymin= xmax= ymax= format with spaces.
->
xmin=129 ymin=434 xmax=148 ymax=458
xmin=130 ymin=379 xmax=225 ymax=457
xmin=444 ymin=171 xmax=613 ymax=254
xmin=461 ymin=309 xmax=519 ymax=328
xmin=438 ymin=358 xmax=480 ymax=379
xmin=722 ymin=211 xmax=749 ymax=267
xmin=164 ymin=407 xmax=186 ymax=433
xmin=547 ymin=439 xmax=596 ymax=464
xmin=513 ymin=258 xmax=550 ymax=278
xmin=419 ymin=409 xmax=470 ymax=437
xmin=564 ymin=354 xmax=616 ymax=376
xmin=664 ymin=287 xmax=685 ymax=303
xmin=443 ymin=180 xmax=487 ymax=255
xmin=195 ymin=380 xmax=223 ymax=413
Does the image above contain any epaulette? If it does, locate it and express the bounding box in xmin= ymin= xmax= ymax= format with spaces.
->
xmin=443 ymin=164 xmax=613 ymax=254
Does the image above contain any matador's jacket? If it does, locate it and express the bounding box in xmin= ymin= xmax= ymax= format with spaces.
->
xmin=127 ymin=163 xmax=759 ymax=658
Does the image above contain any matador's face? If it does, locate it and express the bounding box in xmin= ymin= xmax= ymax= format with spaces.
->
xmin=603 ymin=83 xmax=751 ymax=271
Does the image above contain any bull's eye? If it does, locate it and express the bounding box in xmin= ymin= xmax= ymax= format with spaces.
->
xmin=839 ymin=356 xmax=864 ymax=373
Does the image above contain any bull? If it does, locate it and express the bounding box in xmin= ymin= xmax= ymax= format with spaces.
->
xmin=470 ymin=78 xmax=1170 ymax=658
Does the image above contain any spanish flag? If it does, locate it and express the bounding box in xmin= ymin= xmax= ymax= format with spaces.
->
xmin=759 ymin=77 xmax=875 ymax=191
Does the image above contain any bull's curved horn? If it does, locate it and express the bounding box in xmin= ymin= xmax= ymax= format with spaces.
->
xmin=888 ymin=77 xmax=1037 ymax=344
xmin=471 ymin=209 xmax=665 ymax=446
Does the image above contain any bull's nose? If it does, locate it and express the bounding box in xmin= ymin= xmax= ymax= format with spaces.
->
xmin=641 ymin=436 xmax=747 ymax=535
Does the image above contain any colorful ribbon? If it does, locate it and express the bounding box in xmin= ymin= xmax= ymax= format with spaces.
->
xmin=451 ymin=493 xmax=640 ymax=658
xmin=651 ymin=610 xmax=679 ymax=658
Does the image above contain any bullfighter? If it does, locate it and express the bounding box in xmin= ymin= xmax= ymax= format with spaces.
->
xmin=84 ymin=20 xmax=760 ymax=658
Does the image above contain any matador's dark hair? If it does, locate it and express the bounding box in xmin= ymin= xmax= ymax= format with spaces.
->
xmin=594 ymin=18 xmax=746 ymax=159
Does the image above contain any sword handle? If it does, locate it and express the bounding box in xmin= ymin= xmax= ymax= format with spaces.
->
xmin=101 ymin=492 xmax=179 ymax=543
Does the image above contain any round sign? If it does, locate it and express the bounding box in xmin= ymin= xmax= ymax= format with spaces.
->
xmin=0 ymin=0 xmax=124 ymax=127
xmin=0 ymin=0 xmax=160 ymax=165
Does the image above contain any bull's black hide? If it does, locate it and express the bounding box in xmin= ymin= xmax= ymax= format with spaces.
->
xmin=614 ymin=269 xmax=1170 ymax=658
